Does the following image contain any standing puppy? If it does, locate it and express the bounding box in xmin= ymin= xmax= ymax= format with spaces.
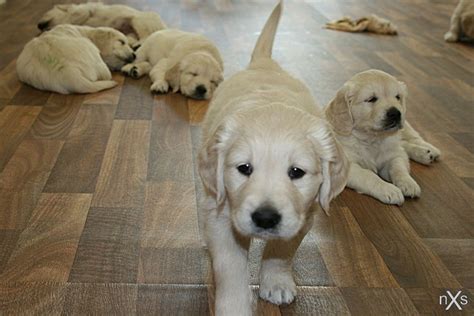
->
xmin=198 ymin=2 xmax=348 ymax=315
xmin=38 ymin=3 xmax=166 ymax=48
xmin=445 ymin=0 xmax=474 ymax=42
xmin=325 ymin=69 xmax=440 ymax=205
xmin=121 ymin=29 xmax=223 ymax=100
xmin=17 ymin=24 xmax=135 ymax=94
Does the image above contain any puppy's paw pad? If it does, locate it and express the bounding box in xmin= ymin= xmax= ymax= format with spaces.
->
xmin=379 ymin=184 xmax=405 ymax=205
xmin=444 ymin=32 xmax=458 ymax=42
xmin=396 ymin=177 xmax=421 ymax=198
xmin=150 ymin=80 xmax=169 ymax=94
xmin=409 ymin=144 xmax=441 ymax=165
xmin=259 ymin=276 xmax=296 ymax=305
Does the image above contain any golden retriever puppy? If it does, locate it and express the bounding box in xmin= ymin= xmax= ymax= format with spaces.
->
xmin=17 ymin=24 xmax=135 ymax=94
xmin=325 ymin=69 xmax=440 ymax=205
xmin=121 ymin=29 xmax=223 ymax=100
xmin=37 ymin=3 xmax=166 ymax=48
xmin=445 ymin=0 xmax=474 ymax=42
xmin=198 ymin=2 xmax=348 ymax=315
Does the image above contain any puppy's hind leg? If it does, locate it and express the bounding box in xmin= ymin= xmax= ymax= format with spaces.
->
xmin=259 ymin=215 xmax=314 ymax=305
xmin=206 ymin=208 xmax=252 ymax=316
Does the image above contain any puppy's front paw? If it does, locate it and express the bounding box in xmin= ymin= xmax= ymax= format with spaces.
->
xmin=150 ymin=80 xmax=169 ymax=94
xmin=121 ymin=64 xmax=140 ymax=78
xmin=395 ymin=176 xmax=421 ymax=198
xmin=259 ymin=272 xmax=296 ymax=305
xmin=444 ymin=31 xmax=458 ymax=42
xmin=377 ymin=183 xmax=405 ymax=205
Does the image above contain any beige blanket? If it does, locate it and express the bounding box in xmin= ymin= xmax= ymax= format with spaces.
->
xmin=325 ymin=15 xmax=398 ymax=35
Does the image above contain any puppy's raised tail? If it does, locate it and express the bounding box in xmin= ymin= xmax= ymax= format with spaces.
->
xmin=250 ymin=0 xmax=283 ymax=64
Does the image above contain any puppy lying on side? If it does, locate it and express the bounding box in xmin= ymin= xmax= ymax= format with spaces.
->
xmin=121 ymin=29 xmax=223 ymax=100
xmin=198 ymin=2 xmax=348 ymax=315
xmin=17 ymin=24 xmax=135 ymax=94
xmin=445 ymin=0 xmax=474 ymax=42
xmin=37 ymin=3 xmax=166 ymax=48
xmin=325 ymin=69 xmax=440 ymax=205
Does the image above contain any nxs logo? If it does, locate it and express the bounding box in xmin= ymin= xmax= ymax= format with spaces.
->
xmin=439 ymin=290 xmax=469 ymax=311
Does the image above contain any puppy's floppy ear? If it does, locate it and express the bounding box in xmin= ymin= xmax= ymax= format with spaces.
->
xmin=165 ymin=62 xmax=181 ymax=93
xmin=198 ymin=118 xmax=236 ymax=206
xmin=309 ymin=121 xmax=349 ymax=215
xmin=325 ymin=83 xmax=354 ymax=136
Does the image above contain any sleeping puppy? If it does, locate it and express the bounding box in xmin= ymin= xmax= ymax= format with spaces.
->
xmin=325 ymin=69 xmax=440 ymax=205
xmin=37 ymin=3 xmax=166 ymax=48
xmin=121 ymin=29 xmax=223 ymax=100
xmin=17 ymin=24 xmax=135 ymax=94
xmin=198 ymin=2 xmax=348 ymax=315
xmin=445 ymin=0 xmax=474 ymax=42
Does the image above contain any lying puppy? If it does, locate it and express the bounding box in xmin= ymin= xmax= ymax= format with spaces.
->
xmin=17 ymin=24 xmax=135 ymax=94
xmin=37 ymin=3 xmax=166 ymax=48
xmin=198 ymin=2 xmax=348 ymax=315
xmin=445 ymin=0 xmax=474 ymax=42
xmin=121 ymin=29 xmax=223 ymax=100
xmin=325 ymin=15 xmax=398 ymax=35
xmin=325 ymin=69 xmax=440 ymax=205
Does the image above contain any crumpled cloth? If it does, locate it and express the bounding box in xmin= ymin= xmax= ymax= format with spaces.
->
xmin=325 ymin=14 xmax=398 ymax=35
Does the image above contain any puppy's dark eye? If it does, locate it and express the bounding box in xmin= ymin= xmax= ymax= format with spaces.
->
xmin=211 ymin=80 xmax=218 ymax=86
xmin=365 ymin=96 xmax=378 ymax=103
xmin=395 ymin=94 xmax=401 ymax=101
xmin=237 ymin=163 xmax=253 ymax=176
xmin=189 ymin=72 xmax=198 ymax=77
xmin=288 ymin=167 xmax=306 ymax=180
xmin=119 ymin=40 xmax=125 ymax=45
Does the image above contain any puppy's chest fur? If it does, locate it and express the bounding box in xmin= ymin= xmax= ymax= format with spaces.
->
xmin=338 ymin=132 xmax=402 ymax=172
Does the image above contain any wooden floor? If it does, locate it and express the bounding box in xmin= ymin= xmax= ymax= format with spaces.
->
xmin=0 ymin=0 xmax=473 ymax=315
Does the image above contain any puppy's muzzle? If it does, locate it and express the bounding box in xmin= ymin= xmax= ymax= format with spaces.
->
xmin=384 ymin=107 xmax=401 ymax=130
xmin=192 ymin=85 xmax=207 ymax=99
xmin=38 ymin=21 xmax=49 ymax=31
xmin=125 ymin=53 xmax=136 ymax=63
xmin=251 ymin=206 xmax=281 ymax=229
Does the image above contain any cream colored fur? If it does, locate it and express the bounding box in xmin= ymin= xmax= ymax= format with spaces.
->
xmin=198 ymin=2 xmax=348 ymax=315
xmin=325 ymin=69 xmax=441 ymax=205
xmin=445 ymin=0 xmax=474 ymax=42
xmin=16 ymin=24 xmax=135 ymax=94
xmin=38 ymin=2 xmax=166 ymax=47
xmin=121 ymin=29 xmax=224 ymax=100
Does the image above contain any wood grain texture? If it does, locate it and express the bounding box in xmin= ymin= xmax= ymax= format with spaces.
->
xmin=115 ymin=77 xmax=154 ymax=120
xmin=27 ymin=93 xmax=84 ymax=140
xmin=43 ymin=103 xmax=116 ymax=193
xmin=0 ymin=282 xmax=66 ymax=315
xmin=137 ymin=284 xmax=209 ymax=316
xmin=341 ymin=288 xmax=419 ymax=315
xmin=312 ymin=206 xmax=399 ymax=287
xmin=68 ymin=207 xmax=143 ymax=283
xmin=340 ymin=190 xmax=462 ymax=288
xmin=91 ymin=120 xmax=150 ymax=208
xmin=0 ymin=139 xmax=63 ymax=229
xmin=0 ymin=193 xmax=91 ymax=282
xmin=0 ymin=0 xmax=472 ymax=314
xmin=0 ymin=106 xmax=41 ymax=172
xmin=424 ymin=239 xmax=474 ymax=288
xmin=147 ymin=121 xmax=194 ymax=182
xmin=63 ymin=283 xmax=137 ymax=315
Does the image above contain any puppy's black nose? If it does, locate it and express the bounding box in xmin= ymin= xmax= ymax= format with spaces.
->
xmin=251 ymin=206 xmax=281 ymax=229
xmin=385 ymin=107 xmax=401 ymax=126
xmin=195 ymin=85 xmax=207 ymax=96
xmin=125 ymin=53 xmax=136 ymax=63
xmin=38 ymin=21 xmax=49 ymax=31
